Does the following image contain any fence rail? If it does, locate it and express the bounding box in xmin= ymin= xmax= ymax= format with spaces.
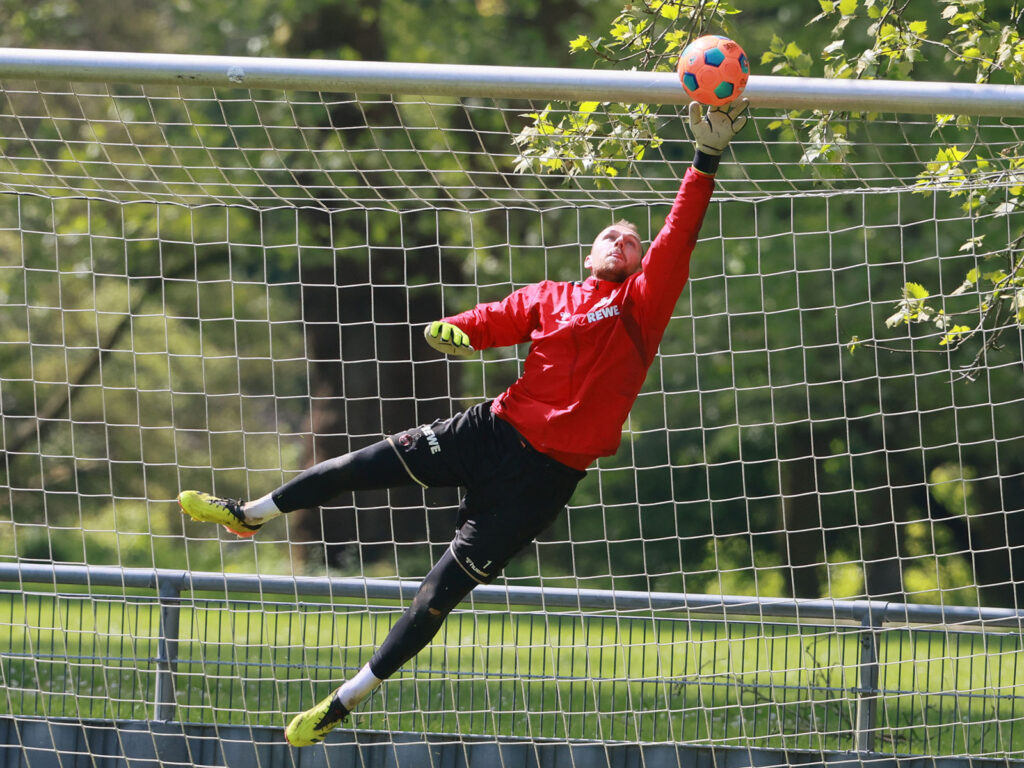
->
xmin=3 ymin=561 xmax=1024 ymax=750
xmin=2 ymin=47 xmax=1024 ymax=115
xmin=5 ymin=561 xmax=1024 ymax=625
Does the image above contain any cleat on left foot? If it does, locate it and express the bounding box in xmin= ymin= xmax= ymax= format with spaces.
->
xmin=285 ymin=689 xmax=350 ymax=746
xmin=178 ymin=490 xmax=261 ymax=538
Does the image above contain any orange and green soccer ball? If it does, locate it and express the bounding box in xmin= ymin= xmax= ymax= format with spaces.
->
xmin=677 ymin=35 xmax=749 ymax=107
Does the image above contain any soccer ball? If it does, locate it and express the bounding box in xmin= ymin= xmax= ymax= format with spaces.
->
xmin=677 ymin=35 xmax=749 ymax=107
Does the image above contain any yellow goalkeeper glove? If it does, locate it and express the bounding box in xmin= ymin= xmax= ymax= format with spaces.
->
xmin=424 ymin=321 xmax=474 ymax=357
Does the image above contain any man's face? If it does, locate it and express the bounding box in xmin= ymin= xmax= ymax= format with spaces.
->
xmin=585 ymin=224 xmax=643 ymax=282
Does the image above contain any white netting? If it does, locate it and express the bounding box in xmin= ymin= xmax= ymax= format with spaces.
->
xmin=0 ymin=82 xmax=1020 ymax=207
xmin=2 ymin=74 xmax=1024 ymax=765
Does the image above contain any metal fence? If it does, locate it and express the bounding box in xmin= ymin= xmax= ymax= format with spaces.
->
xmin=3 ymin=561 xmax=1024 ymax=766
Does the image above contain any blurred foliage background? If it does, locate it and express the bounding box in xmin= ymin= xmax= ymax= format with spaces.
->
xmin=1 ymin=0 xmax=1023 ymax=610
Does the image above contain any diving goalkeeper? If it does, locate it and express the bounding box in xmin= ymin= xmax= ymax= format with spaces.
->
xmin=177 ymin=99 xmax=748 ymax=747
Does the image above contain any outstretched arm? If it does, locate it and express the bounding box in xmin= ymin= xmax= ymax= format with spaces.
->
xmin=636 ymin=100 xmax=749 ymax=326
xmin=689 ymin=98 xmax=749 ymax=176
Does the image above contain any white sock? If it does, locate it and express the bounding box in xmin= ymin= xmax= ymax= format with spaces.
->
xmin=337 ymin=663 xmax=383 ymax=710
xmin=242 ymin=492 xmax=282 ymax=523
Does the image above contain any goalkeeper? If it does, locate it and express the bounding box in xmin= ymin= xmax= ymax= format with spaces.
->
xmin=177 ymin=99 xmax=747 ymax=747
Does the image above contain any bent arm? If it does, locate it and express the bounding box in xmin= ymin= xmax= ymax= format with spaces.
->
xmin=428 ymin=284 xmax=539 ymax=353
xmin=424 ymin=321 xmax=474 ymax=356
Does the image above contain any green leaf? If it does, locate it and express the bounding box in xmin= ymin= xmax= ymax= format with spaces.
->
xmin=905 ymin=282 xmax=930 ymax=300
xmin=569 ymin=35 xmax=590 ymax=52
xmin=890 ymin=60 xmax=914 ymax=79
xmin=877 ymin=23 xmax=898 ymax=41
xmin=578 ymin=101 xmax=601 ymax=115
xmin=937 ymin=146 xmax=969 ymax=164
xmin=654 ymin=1 xmax=679 ymax=20
xmin=839 ymin=0 xmax=858 ymax=16
xmin=984 ymin=270 xmax=1008 ymax=284
xmin=664 ymin=30 xmax=686 ymax=50
xmin=940 ymin=325 xmax=972 ymax=346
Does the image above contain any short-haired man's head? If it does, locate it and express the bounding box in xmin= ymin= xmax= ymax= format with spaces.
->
xmin=585 ymin=220 xmax=643 ymax=282
xmin=612 ymin=219 xmax=640 ymax=238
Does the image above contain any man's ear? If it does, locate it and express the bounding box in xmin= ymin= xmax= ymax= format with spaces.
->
xmin=583 ymin=252 xmax=593 ymax=269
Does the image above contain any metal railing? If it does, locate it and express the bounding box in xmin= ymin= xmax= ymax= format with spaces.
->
xmin=3 ymin=560 xmax=1024 ymax=752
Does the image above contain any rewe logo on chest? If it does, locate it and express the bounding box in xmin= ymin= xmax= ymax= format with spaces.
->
xmin=585 ymin=304 xmax=620 ymax=324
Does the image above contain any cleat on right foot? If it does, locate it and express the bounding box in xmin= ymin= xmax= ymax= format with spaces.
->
xmin=178 ymin=490 xmax=261 ymax=538
xmin=285 ymin=689 xmax=350 ymax=747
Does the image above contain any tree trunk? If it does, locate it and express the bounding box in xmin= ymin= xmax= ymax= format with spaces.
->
xmin=779 ymin=454 xmax=824 ymax=599
xmin=289 ymin=213 xmax=459 ymax=569
xmin=860 ymin=498 xmax=905 ymax=604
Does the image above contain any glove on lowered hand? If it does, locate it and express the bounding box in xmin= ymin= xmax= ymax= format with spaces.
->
xmin=424 ymin=320 xmax=475 ymax=357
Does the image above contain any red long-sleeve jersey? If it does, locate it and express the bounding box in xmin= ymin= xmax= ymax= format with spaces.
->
xmin=443 ymin=166 xmax=715 ymax=470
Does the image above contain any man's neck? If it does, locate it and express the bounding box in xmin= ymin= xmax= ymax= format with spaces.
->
xmin=583 ymin=274 xmax=629 ymax=290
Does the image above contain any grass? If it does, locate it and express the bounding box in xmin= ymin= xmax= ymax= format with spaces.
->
xmin=2 ymin=589 xmax=1024 ymax=758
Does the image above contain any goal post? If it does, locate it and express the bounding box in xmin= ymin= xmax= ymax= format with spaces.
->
xmin=2 ymin=48 xmax=1024 ymax=767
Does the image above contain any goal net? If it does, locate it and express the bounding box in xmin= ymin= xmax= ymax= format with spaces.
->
xmin=1 ymin=56 xmax=1023 ymax=766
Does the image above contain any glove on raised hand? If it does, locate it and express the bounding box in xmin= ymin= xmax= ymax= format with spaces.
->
xmin=424 ymin=320 xmax=475 ymax=357
xmin=688 ymin=98 xmax=749 ymax=156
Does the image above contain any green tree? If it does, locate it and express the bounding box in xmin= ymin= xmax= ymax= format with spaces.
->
xmin=514 ymin=0 xmax=1024 ymax=604
xmin=519 ymin=0 xmax=1024 ymax=370
xmin=0 ymin=0 xmax=628 ymax=574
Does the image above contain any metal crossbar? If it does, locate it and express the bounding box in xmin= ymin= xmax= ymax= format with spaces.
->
xmin=1 ymin=47 xmax=1024 ymax=115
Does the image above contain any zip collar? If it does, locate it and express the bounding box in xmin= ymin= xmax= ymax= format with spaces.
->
xmin=582 ymin=275 xmax=620 ymax=292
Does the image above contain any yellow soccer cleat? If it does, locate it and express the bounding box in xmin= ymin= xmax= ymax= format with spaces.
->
xmin=285 ymin=689 xmax=350 ymax=747
xmin=177 ymin=490 xmax=261 ymax=539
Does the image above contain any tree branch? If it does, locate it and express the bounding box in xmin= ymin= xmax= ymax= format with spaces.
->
xmin=1 ymin=257 xmax=221 ymax=463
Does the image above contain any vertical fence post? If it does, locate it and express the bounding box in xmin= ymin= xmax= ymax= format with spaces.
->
xmin=854 ymin=613 xmax=881 ymax=753
xmin=154 ymin=578 xmax=182 ymax=722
